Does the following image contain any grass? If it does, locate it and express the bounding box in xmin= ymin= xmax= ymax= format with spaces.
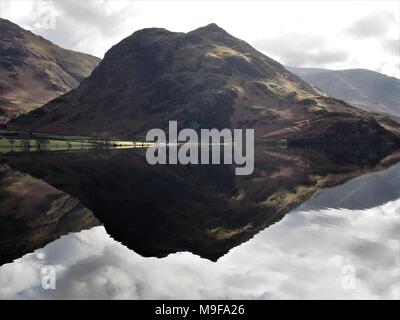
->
xmin=0 ymin=137 xmax=96 ymax=153
xmin=0 ymin=131 xmax=152 ymax=154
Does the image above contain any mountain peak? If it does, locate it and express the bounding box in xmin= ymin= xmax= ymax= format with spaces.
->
xmin=8 ymin=23 xmax=400 ymax=146
xmin=202 ymin=23 xmax=223 ymax=30
xmin=191 ymin=23 xmax=227 ymax=34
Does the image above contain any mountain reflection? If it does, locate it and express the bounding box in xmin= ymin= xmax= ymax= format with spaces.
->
xmin=0 ymin=146 xmax=399 ymax=264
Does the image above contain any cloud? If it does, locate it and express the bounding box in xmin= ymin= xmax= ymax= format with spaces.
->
xmin=1 ymin=199 xmax=399 ymax=300
xmin=51 ymin=1 xmax=136 ymax=37
xmin=1 ymin=0 xmax=399 ymax=77
xmin=381 ymin=39 xmax=399 ymax=56
xmin=347 ymin=11 xmax=396 ymax=39
xmin=254 ymin=33 xmax=349 ymax=66
xmin=1 ymin=0 xmax=141 ymax=58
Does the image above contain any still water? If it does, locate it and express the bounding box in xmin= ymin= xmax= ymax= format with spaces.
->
xmin=0 ymin=147 xmax=399 ymax=299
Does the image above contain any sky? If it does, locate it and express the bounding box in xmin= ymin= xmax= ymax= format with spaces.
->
xmin=0 ymin=0 xmax=399 ymax=77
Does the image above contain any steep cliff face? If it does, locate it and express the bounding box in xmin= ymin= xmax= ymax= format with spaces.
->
xmin=7 ymin=23 xmax=399 ymax=145
xmin=0 ymin=18 xmax=100 ymax=123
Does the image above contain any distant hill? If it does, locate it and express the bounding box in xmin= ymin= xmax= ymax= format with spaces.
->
xmin=0 ymin=18 xmax=100 ymax=123
xmin=7 ymin=24 xmax=399 ymax=146
xmin=286 ymin=66 xmax=400 ymax=118
xmin=285 ymin=66 xmax=332 ymax=76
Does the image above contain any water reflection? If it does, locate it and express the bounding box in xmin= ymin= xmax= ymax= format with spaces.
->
xmin=0 ymin=197 xmax=398 ymax=299
xmin=0 ymin=163 xmax=99 ymax=264
xmin=296 ymin=161 xmax=400 ymax=211
xmin=0 ymin=146 xmax=398 ymax=265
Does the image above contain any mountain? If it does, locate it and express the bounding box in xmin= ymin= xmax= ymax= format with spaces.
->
xmin=7 ymin=24 xmax=400 ymax=145
xmin=285 ymin=66 xmax=332 ymax=77
xmin=286 ymin=66 xmax=400 ymax=118
xmin=0 ymin=18 xmax=100 ymax=123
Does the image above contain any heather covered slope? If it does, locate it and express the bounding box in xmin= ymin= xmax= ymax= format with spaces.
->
xmin=8 ymin=24 xmax=400 ymax=145
xmin=0 ymin=18 xmax=100 ymax=123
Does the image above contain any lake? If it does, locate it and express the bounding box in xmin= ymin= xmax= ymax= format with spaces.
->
xmin=0 ymin=146 xmax=399 ymax=299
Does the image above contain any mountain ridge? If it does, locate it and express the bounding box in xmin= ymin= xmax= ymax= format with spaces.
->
xmin=286 ymin=66 xmax=400 ymax=118
xmin=7 ymin=23 xmax=400 ymax=145
xmin=0 ymin=18 xmax=100 ymax=123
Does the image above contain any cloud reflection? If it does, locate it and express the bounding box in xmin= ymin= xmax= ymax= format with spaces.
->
xmin=0 ymin=200 xmax=398 ymax=300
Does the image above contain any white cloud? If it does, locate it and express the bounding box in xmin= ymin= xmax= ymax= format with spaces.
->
xmin=0 ymin=1 xmax=399 ymax=77
xmin=254 ymin=33 xmax=349 ymax=66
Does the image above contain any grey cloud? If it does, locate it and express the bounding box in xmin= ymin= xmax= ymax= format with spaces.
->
xmin=41 ymin=248 xmax=148 ymax=299
xmin=349 ymin=239 xmax=397 ymax=269
xmin=381 ymin=39 xmax=399 ymax=56
xmin=52 ymin=0 xmax=138 ymax=37
xmin=20 ymin=0 xmax=140 ymax=57
xmin=385 ymin=222 xmax=400 ymax=240
xmin=254 ymin=33 xmax=349 ymax=66
xmin=347 ymin=11 xmax=396 ymax=39
xmin=308 ymin=213 xmax=347 ymax=227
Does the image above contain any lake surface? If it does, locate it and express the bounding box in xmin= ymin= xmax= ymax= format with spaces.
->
xmin=0 ymin=146 xmax=399 ymax=299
